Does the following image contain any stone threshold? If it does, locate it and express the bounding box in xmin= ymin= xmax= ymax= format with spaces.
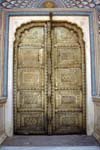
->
xmin=0 ymin=146 xmax=100 ymax=150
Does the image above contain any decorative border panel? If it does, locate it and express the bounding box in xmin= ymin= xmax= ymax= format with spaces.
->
xmin=0 ymin=0 xmax=100 ymax=9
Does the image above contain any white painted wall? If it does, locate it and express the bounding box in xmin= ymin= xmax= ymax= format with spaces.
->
xmin=5 ymin=15 xmax=94 ymax=136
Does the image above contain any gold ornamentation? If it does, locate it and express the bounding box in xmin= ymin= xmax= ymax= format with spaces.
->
xmin=13 ymin=22 xmax=47 ymax=134
xmin=43 ymin=1 xmax=55 ymax=8
xmin=52 ymin=22 xmax=86 ymax=134
xmin=55 ymin=112 xmax=82 ymax=134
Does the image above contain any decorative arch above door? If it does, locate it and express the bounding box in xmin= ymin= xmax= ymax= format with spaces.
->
xmin=13 ymin=19 xmax=86 ymax=135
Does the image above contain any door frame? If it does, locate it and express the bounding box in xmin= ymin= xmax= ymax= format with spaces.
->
xmin=2 ymin=9 xmax=98 ymax=136
xmin=13 ymin=20 xmax=86 ymax=135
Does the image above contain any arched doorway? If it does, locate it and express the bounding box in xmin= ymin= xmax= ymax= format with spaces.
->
xmin=13 ymin=20 xmax=86 ymax=135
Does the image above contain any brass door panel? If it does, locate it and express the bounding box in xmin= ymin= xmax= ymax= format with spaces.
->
xmin=17 ymin=90 xmax=44 ymax=111
xmin=18 ymin=47 xmax=44 ymax=67
xmin=17 ymin=68 xmax=44 ymax=89
xmin=55 ymin=90 xmax=82 ymax=110
xmin=14 ymin=21 xmax=86 ymax=135
xmin=14 ymin=23 xmax=47 ymax=134
xmin=54 ymin=46 xmax=81 ymax=68
xmin=55 ymin=112 xmax=83 ymax=134
xmin=16 ymin=112 xmax=45 ymax=134
xmin=52 ymin=23 xmax=86 ymax=134
xmin=55 ymin=68 xmax=82 ymax=89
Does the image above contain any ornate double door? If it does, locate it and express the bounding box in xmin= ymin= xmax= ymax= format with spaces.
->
xmin=14 ymin=21 xmax=86 ymax=135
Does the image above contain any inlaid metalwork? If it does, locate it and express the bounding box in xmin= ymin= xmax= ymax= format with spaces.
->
xmin=13 ymin=22 xmax=48 ymax=134
xmin=51 ymin=22 xmax=86 ymax=134
xmin=13 ymin=20 xmax=86 ymax=135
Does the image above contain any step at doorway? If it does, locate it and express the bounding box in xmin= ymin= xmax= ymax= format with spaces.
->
xmin=1 ymin=135 xmax=99 ymax=146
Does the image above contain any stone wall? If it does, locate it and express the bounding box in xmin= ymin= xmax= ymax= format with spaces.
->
xmin=0 ymin=98 xmax=6 ymax=144
xmin=0 ymin=11 xmax=7 ymax=144
xmin=93 ymin=97 xmax=100 ymax=143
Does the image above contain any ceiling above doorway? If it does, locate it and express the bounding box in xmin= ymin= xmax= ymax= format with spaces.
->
xmin=0 ymin=0 xmax=100 ymax=9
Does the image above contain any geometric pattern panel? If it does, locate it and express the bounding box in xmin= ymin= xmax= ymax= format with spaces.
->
xmin=0 ymin=0 xmax=99 ymax=9
xmin=55 ymin=46 xmax=81 ymax=68
xmin=20 ymin=27 xmax=44 ymax=45
xmin=55 ymin=90 xmax=82 ymax=110
xmin=54 ymin=27 xmax=78 ymax=43
xmin=55 ymin=112 xmax=83 ymax=134
xmin=17 ymin=90 xmax=44 ymax=111
xmin=55 ymin=68 xmax=82 ymax=89
xmin=18 ymin=47 xmax=44 ymax=67
xmin=17 ymin=68 xmax=44 ymax=90
xmin=16 ymin=112 xmax=45 ymax=134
